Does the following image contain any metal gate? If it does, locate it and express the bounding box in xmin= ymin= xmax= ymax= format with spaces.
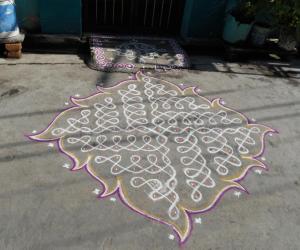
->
xmin=83 ymin=0 xmax=186 ymax=35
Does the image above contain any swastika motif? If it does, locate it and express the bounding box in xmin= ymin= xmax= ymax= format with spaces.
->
xmin=28 ymin=71 xmax=275 ymax=244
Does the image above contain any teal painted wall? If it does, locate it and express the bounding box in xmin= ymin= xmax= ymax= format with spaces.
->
xmin=181 ymin=0 xmax=227 ymax=39
xmin=39 ymin=0 xmax=82 ymax=34
xmin=15 ymin=0 xmax=82 ymax=35
xmin=15 ymin=0 xmax=40 ymax=32
xmin=16 ymin=0 xmax=228 ymax=38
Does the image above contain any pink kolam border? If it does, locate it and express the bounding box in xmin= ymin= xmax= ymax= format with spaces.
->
xmin=26 ymin=71 xmax=278 ymax=246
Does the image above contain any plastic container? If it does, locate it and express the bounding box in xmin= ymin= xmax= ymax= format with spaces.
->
xmin=250 ymin=24 xmax=271 ymax=47
xmin=223 ymin=14 xmax=253 ymax=44
xmin=0 ymin=0 xmax=20 ymax=39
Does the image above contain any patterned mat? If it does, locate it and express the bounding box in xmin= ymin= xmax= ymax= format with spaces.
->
xmin=88 ymin=35 xmax=190 ymax=72
xmin=28 ymin=72 xmax=276 ymax=245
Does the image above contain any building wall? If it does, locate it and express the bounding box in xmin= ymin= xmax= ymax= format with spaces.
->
xmin=15 ymin=0 xmax=40 ymax=32
xmin=15 ymin=0 xmax=82 ymax=35
xmin=15 ymin=0 xmax=228 ymax=39
xmin=181 ymin=0 xmax=227 ymax=39
xmin=39 ymin=0 xmax=82 ymax=34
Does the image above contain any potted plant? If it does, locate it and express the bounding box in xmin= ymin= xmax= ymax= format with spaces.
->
xmin=272 ymin=0 xmax=300 ymax=51
xmin=250 ymin=22 xmax=271 ymax=46
xmin=250 ymin=0 xmax=273 ymax=46
xmin=223 ymin=0 xmax=256 ymax=44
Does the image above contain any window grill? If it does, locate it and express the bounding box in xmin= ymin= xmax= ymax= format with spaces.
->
xmin=83 ymin=0 xmax=186 ymax=35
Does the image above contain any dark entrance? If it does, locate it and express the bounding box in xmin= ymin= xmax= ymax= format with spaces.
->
xmin=83 ymin=0 xmax=186 ymax=35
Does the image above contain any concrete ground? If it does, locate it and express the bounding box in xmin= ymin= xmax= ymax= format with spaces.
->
xmin=0 ymin=52 xmax=300 ymax=250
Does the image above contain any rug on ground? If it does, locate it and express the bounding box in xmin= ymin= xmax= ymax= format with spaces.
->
xmin=88 ymin=35 xmax=190 ymax=72
xmin=28 ymin=71 xmax=276 ymax=244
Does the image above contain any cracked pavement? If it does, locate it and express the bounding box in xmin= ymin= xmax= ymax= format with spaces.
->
xmin=0 ymin=53 xmax=299 ymax=250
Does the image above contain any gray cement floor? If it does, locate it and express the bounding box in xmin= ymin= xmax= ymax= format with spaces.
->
xmin=0 ymin=53 xmax=300 ymax=250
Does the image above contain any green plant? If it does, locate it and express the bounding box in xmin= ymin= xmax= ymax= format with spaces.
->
xmin=271 ymin=0 xmax=300 ymax=30
xmin=230 ymin=1 xmax=257 ymax=23
xmin=229 ymin=0 xmax=274 ymax=24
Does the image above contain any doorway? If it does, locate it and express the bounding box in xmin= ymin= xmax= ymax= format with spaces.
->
xmin=83 ymin=0 xmax=186 ymax=35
